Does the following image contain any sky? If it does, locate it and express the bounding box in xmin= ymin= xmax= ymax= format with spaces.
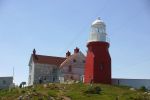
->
xmin=0 ymin=0 xmax=150 ymax=85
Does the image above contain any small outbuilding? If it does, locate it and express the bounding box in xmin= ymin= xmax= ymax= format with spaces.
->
xmin=0 ymin=76 xmax=13 ymax=89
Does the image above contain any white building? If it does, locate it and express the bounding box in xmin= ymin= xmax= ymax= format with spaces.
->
xmin=0 ymin=77 xmax=13 ymax=89
xmin=28 ymin=48 xmax=85 ymax=85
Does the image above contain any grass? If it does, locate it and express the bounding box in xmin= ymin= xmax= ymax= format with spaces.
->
xmin=0 ymin=83 xmax=150 ymax=100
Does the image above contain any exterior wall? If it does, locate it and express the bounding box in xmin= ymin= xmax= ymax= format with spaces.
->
xmin=0 ymin=77 xmax=13 ymax=89
xmin=112 ymin=78 xmax=150 ymax=90
xmin=28 ymin=60 xmax=35 ymax=86
xmin=84 ymin=42 xmax=111 ymax=84
xmin=61 ymin=64 xmax=84 ymax=81
xmin=28 ymin=56 xmax=59 ymax=85
xmin=60 ymin=52 xmax=85 ymax=82
xmin=33 ymin=63 xmax=58 ymax=84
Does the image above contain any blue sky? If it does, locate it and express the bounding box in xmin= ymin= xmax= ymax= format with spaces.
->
xmin=0 ymin=0 xmax=150 ymax=85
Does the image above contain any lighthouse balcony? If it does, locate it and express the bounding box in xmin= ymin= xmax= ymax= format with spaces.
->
xmin=88 ymin=36 xmax=110 ymax=44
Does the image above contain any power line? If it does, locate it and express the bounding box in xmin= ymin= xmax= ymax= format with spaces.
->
xmin=59 ymin=24 xmax=87 ymax=56
xmin=59 ymin=1 xmax=109 ymax=56
xmin=59 ymin=0 xmax=144 ymax=56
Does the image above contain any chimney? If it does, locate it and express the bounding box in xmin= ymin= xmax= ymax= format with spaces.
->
xmin=74 ymin=47 xmax=79 ymax=53
xmin=33 ymin=49 xmax=36 ymax=55
xmin=66 ymin=51 xmax=71 ymax=57
xmin=33 ymin=49 xmax=38 ymax=60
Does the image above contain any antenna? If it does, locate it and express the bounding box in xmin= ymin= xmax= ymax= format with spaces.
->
xmin=13 ymin=67 xmax=14 ymax=83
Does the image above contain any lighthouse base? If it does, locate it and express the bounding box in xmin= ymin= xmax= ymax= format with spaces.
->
xmin=84 ymin=42 xmax=111 ymax=84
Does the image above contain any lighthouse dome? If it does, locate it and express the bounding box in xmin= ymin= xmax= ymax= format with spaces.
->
xmin=91 ymin=17 xmax=105 ymax=27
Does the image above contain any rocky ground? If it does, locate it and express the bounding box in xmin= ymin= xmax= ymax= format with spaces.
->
xmin=0 ymin=83 xmax=150 ymax=100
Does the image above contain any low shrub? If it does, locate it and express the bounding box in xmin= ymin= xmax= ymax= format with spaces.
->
xmin=140 ymin=86 xmax=148 ymax=92
xmin=32 ymin=89 xmax=36 ymax=92
xmin=85 ymin=86 xmax=102 ymax=94
xmin=21 ymin=90 xmax=26 ymax=94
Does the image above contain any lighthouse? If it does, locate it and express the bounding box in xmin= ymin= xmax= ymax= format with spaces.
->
xmin=84 ymin=17 xmax=111 ymax=84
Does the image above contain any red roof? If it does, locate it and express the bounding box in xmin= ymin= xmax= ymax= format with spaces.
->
xmin=32 ymin=54 xmax=66 ymax=66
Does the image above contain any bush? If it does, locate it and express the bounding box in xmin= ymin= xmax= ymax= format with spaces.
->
xmin=140 ymin=86 xmax=148 ymax=92
xmin=85 ymin=86 xmax=102 ymax=94
xmin=32 ymin=89 xmax=36 ymax=92
xmin=21 ymin=90 xmax=26 ymax=94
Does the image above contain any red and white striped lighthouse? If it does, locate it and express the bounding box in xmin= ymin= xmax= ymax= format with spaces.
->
xmin=84 ymin=17 xmax=111 ymax=84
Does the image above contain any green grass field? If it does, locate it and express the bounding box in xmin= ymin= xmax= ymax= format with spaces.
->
xmin=0 ymin=83 xmax=150 ymax=100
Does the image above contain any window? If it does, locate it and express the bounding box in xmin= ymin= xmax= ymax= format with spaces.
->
xmin=92 ymin=27 xmax=98 ymax=33
xmin=2 ymin=80 xmax=6 ymax=84
xmin=98 ymin=28 xmax=99 ymax=32
xmin=70 ymin=76 xmax=73 ymax=80
xmin=53 ymin=77 xmax=55 ymax=82
xmin=73 ymin=59 xmax=76 ymax=63
xmin=83 ymin=60 xmax=85 ymax=63
xmin=30 ymin=66 xmax=32 ymax=70
xmin=44 ymin=76 xmax=46 ymax=80
xmin=100 ymin=64 xmax=103 ymax=70
xmin=29 ymin=66 xmax=32 ymax=73
xmin=52 ymin=68 xmax=57 ymax=73
xmin=29 ymin=75 xmax=31 ymax=84
xmin=68 ymin=65 xmax=72 ymax=72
